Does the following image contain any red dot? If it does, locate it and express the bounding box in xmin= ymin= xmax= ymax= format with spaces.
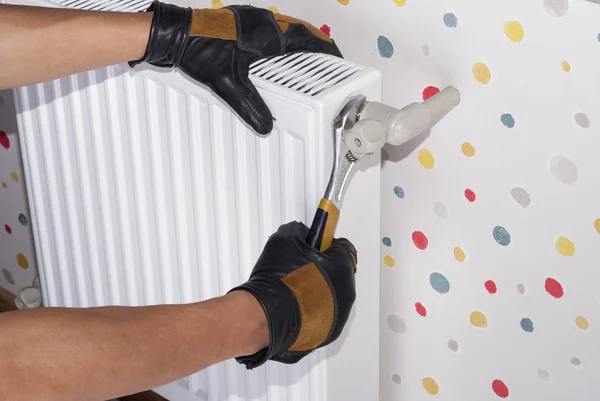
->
xmin=485 ymin=280 xmax=497 ymax=294
xmin=492 ymin=380 xmax=509 ymax=398
xmin=320 ymin=24 xmax=331 ymax=37
xmin=415 ymin=302 xmax=427 ymax=316
xmin=545 ymin=277 xmax=564 ymax=298
xmin=4 ymin=224 xmax=11 ymax=234
xmin=0 ymin=131 xmax=9 ymax=149
xmin=422 ymin=86 xmax=440 ymax=101
xmin=465 ymin=189 xmax=476 ymax=202
xmin=412 ymin=231 xmax=429 ymax=250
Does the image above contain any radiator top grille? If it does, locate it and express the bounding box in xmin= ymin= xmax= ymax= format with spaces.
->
xmin=250 ymin=52 xmax=362 ymax=96
xmin=56 ymin=0 xmax=151 ymax=11
xmin=53 ymin=0 xmax=362 ymax=96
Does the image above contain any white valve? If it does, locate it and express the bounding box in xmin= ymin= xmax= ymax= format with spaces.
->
xmin=345 ymin=118 xmax=386 ymax=156
xmin=345 ymin=86 xmax=460 ymax=157
xmin=15 ymin=286 xmax=43 ymax=309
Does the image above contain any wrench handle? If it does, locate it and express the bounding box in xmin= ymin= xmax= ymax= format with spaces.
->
xmin=306 ymin=198 xmax=340 ymax=252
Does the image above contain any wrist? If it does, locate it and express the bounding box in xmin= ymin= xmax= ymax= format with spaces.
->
xmin=128 ymin=0 xmax=193 ymax=68
xmin=225 ymin=291 xmax=269 ymax=357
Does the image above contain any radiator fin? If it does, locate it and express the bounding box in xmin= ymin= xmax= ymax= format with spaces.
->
xmin=14 ymin=67 xmax=320 ymax=401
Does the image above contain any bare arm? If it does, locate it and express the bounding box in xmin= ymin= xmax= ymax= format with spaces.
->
xmin=0 ymin=4 xmax=152 ymax=89
xmin=0 ymin=291 xmax=268 ymax=401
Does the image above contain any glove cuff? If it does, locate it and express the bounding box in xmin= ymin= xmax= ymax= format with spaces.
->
xmin=129 ymin=0 xmax=193 ymax=68
xmin=229 ymin=277 xmax=300 ymax=369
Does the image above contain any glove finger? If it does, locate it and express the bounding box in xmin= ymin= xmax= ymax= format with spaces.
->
xmin=328 ymin=237 xmax=357 ymax=259
xmin=274 ymin=15 xmax=344 ymax=58
xmin=215 ymin=49 xmax=275 ymax=135
xmin=280 ymin=23 xmax=343 ymax=58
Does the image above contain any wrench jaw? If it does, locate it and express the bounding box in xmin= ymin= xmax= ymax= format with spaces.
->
xmin=323 ymin=95 xmax=368 ymax=211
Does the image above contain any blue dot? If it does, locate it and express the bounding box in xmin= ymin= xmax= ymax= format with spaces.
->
xmin=443 ymin=13 xmax=457 ymax=28
xmin=493 ymin=226 xmax=511 ymax=246
xmin=18 ymin=213 xmax=28 ymax=226
xmin=382 ymin=237 xmax=392 ymax=247
xmin=501 ymin=114 xmax=515 ymax=128
xmin=377 ymin=36 xmax=394 ymax=58
xmin=520 ymin=317 xmax=534 ymax=332
xmin=393 ymin=186 xmax=405 ymax=199
xmin=429 ymin=272 xmax=450 ymax=294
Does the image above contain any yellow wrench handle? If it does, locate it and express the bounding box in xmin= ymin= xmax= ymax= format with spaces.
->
xmin=306 ymin=198 xmax=340 ymax=252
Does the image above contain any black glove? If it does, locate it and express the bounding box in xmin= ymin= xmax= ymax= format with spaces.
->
xmin=130 ymin=1 xmax=343 ymax=135
xmin=229 ymin=221 xmax=357 ymax=369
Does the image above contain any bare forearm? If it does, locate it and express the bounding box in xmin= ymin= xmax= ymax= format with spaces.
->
xmin=0 ymin=291 xmax=268 ymax=401
xmin=0 ymin=4 xmax=152 ymax=89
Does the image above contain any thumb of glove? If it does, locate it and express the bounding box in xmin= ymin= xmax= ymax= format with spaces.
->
xmin=222 ymin=50 xmax=275 ymax=135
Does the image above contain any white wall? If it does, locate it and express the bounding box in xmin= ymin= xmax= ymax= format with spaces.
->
xmin=0 ymin=89 xmax=38 ymax=294
xmin=308 ymin=0 xmax=600 ymax=400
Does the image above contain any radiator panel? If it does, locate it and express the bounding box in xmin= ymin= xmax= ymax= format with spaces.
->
xmin=14 ymin=4 xmax=382 ymax=391
xmin=15 ymin=65 xmax=329 ymax=401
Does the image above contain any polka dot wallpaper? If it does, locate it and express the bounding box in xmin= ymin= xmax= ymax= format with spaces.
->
xmin=0 ymin=89 xmax=38 ymax=294
xmin=306 ymin=0 xmax=600 ymax=399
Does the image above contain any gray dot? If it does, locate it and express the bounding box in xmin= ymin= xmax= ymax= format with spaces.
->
xmin=422 ymin=44 xmax=430 ymax=56
xmin=511 ymin=187 xmax=531 ymax=208
xmin=538 ymin=369 xmax=550 ymax=381
xmin=571 ymin=357 xmax=582 ymax=366
xmin=387 ymin=314 xmax=407 ymax=333
xmin=517 ymin=284 xmax=525 ymax=294
xmin=2 ymin=269 xmax=15 ymax=285
xmin=544 ymin=0 xmax=568 ymax=16
xmin=392 ymin=374 xmax=402 ymax=384
xmin=574 ymin=112 xmax=591 ymax=128
xmin=447 ymin=339 xmax=459 ymax=352
xmin=550 ymin=155 xmax=578 ymax=185
xmin=433 ymin=201 xmax=448 ymax=219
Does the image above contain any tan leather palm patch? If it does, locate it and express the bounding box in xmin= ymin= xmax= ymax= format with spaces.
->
xmin=274 ymin=14 xmax=333 ymax=43
xmin=190 ymin=9 xmax=237 ymax=40
xmin=281 ymin=264 xmax=334 ymax=352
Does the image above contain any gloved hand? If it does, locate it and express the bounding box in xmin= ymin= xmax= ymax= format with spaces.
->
xmin=130 ymin=0 xmax=343 ymax=135
xmin=229 ymin=221 xmax=357 ymax=369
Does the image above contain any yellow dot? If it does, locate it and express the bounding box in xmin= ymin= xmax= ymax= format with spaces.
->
xmin=454 ymin=247 xmax=466 ymax=262
xmin=268 ymin=5 xmax=280 ymax=13
xmin=504 ymin=21 xmax=524 ymax=42
xmin=461 ymin=142 xmax=475 ymax=157
xmin=337 ymin=0 xmax=350 ymax=5
xmin=1 ymin=182 xmax=6 ymax=188
xmin=17 ymin=253 xmax=29 ymax=269
xmin=555 ymin=236 xmax=575 ymax=256
xmin=472 ymin=62 xmax=491 ymax=85
xmin=470 ymin=311 xmax=488 ymax=328
xmin=575 ymin=316 xmax=589 ymax=330
xmin=10 ymin=172 xmax=19 ymax=183
xmin=384 ymin=255 xmax=395 ymax=267
xmin=422 ymin=377 xmax=439 ymax=395
xmin=211 ymin=0 xmax=224 ymax=8
xmin=418 ymin=148 xmax=435 ymax=169
xmin=594 ymin=218 xmax=600 ymax=234
xmin=393 ymin=0 xmax=406 ymax=6
xmin=561 ymin=60 xmax=571 ymax=73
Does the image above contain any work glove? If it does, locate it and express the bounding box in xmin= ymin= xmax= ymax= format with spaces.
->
xmin=229 ymin=221 xmax=357 ymax=369
xmin=129 ymin=0 xmax=343 ymax=135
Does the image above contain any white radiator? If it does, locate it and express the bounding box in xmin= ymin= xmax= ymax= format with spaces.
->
xmin=11 ymin=1 xmax=382 ymax=400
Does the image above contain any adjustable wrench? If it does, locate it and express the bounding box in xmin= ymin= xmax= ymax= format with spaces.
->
xmin=306 ymin=87 xmax=461 ymax=251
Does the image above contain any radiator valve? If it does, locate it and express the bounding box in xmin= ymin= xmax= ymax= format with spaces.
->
xmin=345 ymin=86 xmax=461 ymax=157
